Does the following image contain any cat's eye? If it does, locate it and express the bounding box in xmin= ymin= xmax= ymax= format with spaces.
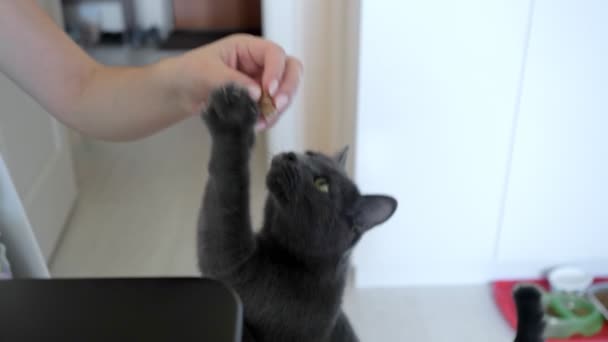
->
xmin=314 ymin=177 xmax=330 ymax=193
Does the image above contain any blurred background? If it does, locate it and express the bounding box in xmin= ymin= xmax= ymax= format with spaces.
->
xmin=0 ymin=0 xmax=606 ymax=341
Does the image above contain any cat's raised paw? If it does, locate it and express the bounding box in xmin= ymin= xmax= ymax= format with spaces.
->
xmin=203 ymin=84 xmax=259 ymax=133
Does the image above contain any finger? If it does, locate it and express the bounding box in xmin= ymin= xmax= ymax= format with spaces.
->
xmin=264 ymin=108 xmax=282 ymax=129
xmin=242 ymin=37 xmax=287 ymax=96
xmin=236 ymin=47 xmax=263 ymax=76
xmin=255 ymin=120 xmax=267 ymax=132
xmin=274 ymin=56 xmax=302 ymax=113
xmin=255 ymin=57 xmax=302 ymax=129
xmin=254 ymin=107 xmax=281 ymax=132
xmin=262 ymin=46 xmax=286 ymax=96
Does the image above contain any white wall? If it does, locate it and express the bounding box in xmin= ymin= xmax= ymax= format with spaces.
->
xmin=353 ymin=0 xmax=532 ymax=287
xmin=494 ymin=0 xmax=608 ymax=278
xmin=354 ymin=0 xmax=608 ymax=287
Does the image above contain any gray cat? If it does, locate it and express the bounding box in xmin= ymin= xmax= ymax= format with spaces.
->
xmin=197 ymin=84 xmax=398 ymax=342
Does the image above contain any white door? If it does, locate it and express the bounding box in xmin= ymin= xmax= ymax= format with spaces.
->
xmin=0 ymin=0 xmax=77 ymax=261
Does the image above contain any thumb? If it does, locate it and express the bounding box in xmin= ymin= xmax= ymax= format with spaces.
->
xmin=212 ymin=68 xmax=261 ymax=101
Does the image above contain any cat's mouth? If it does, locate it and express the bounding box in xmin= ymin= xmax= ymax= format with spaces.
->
xmin=266 ymin=157 xmax=301 ymax=203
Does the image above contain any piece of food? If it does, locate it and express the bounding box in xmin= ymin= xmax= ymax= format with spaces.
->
xmin=258 ymin=90 xmax=276 ymax=120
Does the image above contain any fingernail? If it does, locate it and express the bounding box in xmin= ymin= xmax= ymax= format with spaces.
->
xmin=268 ymin=80 xmax=279 ymax=96
xmin=275 ymin=94 xmax=288 ymax=112
xmin=247 ymin=85 xmax=261 ymax=101
xmin=255 ymin=120 xmax=266 ymax=132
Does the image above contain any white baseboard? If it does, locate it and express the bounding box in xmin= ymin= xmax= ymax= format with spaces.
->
xmin=353 ymin=259 xmax=608 ymax=288
xmin=490 ymin=259 xmax=608 ymax=281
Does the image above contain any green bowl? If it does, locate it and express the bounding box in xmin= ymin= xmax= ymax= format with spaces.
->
xmin=544 ymin=292 xmax=604 ymax=338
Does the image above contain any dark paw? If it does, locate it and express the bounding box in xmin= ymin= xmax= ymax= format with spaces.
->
xmin=203 ymin=84 xmax=259 ymax=134
xmin=513 ymin=284 xmax=542 ymax=300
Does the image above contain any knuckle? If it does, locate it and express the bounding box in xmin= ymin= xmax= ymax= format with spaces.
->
xmin=269 ymin=44 xmax=286 ymax=59
xmin=290 ymin=57 xmax=304 ymax=74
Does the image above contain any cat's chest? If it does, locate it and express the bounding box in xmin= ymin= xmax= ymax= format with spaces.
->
xmin=233 ymin=255 xmax=346 ymax=341
xmin=240 ymin=258 xmax=344 ymax=310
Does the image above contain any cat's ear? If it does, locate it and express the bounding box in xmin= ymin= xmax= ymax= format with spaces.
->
xmin=352 ymin=195 xmax=397 ymax=233
xmin=333 ymin=145 xmax=350 ymax=169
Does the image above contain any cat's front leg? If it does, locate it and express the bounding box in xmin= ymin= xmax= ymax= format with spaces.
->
xmin=198 ymin=84 xmax=259 ymax=277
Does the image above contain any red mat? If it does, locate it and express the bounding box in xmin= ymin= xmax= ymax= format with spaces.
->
xmin=492 ymin=279 xmax=608 ymax=342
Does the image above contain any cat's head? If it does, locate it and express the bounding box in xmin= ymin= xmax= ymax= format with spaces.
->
xmin=264 ymin=146 xmax=397 ymax=259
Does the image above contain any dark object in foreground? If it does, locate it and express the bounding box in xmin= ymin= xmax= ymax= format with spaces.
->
xmin=0 ymin=278 xmax=242 ymax=342
xmin=514 ymin=285 xmax=546 ymax=342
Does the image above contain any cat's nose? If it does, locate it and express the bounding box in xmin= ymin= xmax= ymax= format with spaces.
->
xmin=285 ymin=152 xmax=297 ymax=162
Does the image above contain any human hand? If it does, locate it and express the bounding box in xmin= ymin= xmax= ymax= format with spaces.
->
xmin=167 ymin=34 xmax=302 ymax=131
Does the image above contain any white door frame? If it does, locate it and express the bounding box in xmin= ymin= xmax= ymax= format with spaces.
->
xmin=262 ymin=0 xmax=361 ymax=174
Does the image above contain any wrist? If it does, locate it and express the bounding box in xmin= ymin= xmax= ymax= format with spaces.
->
xmin=155 ymin=55 xmax=207 ymax=118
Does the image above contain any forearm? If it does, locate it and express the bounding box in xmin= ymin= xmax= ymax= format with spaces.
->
xmin=70 ymin=60 xmax=195 ymax=141
xmin=0 ymin=1 xmax=194 ymax=141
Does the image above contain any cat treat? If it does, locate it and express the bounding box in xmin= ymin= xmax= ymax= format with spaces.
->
xmin=258 ymin=90 xmax=276 ymax=121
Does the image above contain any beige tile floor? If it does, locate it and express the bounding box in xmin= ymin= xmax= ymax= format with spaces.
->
xmin=50 ymin=47 xmax=515 ymax=341
xmin=51 ymin=116 xmax=268 ymax=277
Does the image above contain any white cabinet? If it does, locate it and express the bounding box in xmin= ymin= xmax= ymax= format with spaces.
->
xmin=0 ymin=73 xmax=77 ymax=261
xmin=0 ymin=0 xmax=77 ymax=263
xmin=495 ymin=0 xmax=608 ymax=275
xmin=0 ymin=156 xmax=50 ymax=277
